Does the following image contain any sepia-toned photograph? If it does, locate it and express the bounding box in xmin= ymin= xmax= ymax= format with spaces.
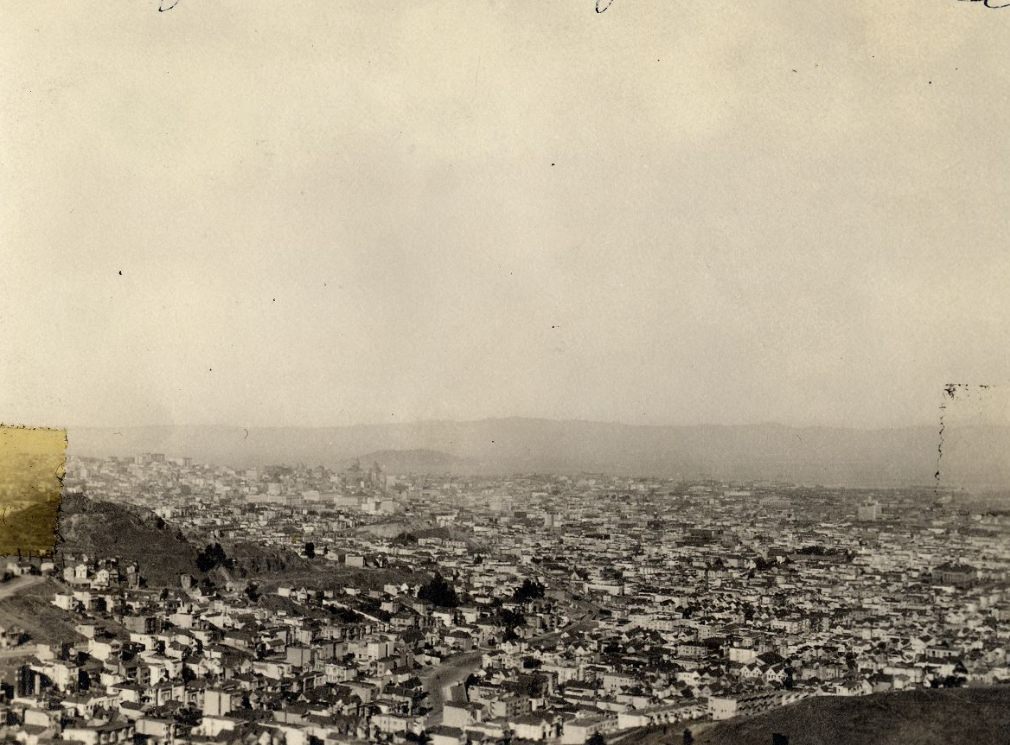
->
xmin=2 ymin=2 xmax=1010 ymax=744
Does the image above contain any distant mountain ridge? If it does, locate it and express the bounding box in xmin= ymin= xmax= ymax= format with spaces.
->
xmin=351 ymin=449 xmax=470 ymax=473
xmin=65 ymin=418 xmax=1010 ymax=487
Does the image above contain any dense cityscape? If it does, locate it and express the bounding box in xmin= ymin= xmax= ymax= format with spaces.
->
xmin=0 ymin=452 xmax=1006 ymax=744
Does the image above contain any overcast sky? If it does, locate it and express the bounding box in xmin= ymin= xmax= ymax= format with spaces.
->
xmin=1 ymin=1 xmax=1008 ymax=430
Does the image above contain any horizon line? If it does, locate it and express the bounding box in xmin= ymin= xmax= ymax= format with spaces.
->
xmin=48 ymin=415 xmax=957 ymax=433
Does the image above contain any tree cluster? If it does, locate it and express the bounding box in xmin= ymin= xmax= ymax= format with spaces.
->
xmin=196 ymin=543 xmax=232 ymax=573
xmin=417 ymin=572 xmax=459 ymax=608
xmin=512 ymin=578 xmax=546 ymax=604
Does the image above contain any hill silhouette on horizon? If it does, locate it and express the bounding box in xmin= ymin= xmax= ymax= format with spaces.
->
xmin=65 ymin=418 xmax=1010 ymax=488
xmin=351 ymin=448 xmax=470 ymax=473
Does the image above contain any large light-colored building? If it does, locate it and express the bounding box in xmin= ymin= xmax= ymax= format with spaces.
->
xmin=857 ymin=498 xmax=881 ymax=521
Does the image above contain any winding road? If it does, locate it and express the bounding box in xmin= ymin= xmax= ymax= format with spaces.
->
xmin=0 ymin=574 xmax=43 ymax=600
xmin=419 ymin=601 xmax=601 ymax=725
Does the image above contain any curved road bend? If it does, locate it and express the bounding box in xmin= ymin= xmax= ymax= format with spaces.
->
xmin=420 ymin=603 xmax=600 ymax=726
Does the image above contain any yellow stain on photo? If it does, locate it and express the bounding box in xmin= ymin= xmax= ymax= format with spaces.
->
xmin=0 ymin=426 xmax=66 ymax=557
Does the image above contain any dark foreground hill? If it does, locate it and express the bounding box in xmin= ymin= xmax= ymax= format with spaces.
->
xmin=693 ymin=687 xmax=1010 ymax=745
xmin=57 ymin=493 xmax=312 ymax=587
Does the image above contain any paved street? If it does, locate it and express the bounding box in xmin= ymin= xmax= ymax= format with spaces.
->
xmin=0 ymin=574 xmax=43 ymax=600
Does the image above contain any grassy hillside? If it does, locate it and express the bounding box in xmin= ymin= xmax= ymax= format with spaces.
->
xmin=57 ymin=492 xmax=201 ymax=586
xmin=225 ymin=540 xmax=313 ymax=577
xmin=0 ymin=578 xmax=82 ymax=645
xmin=58 ymin=494 xmax=312 ymax=585
xmin=57 ymin=493 xmax=338 ymax=588
xmin=0 ymin=497 xmax=61 ymax=557
xmin=690 ymin=687 xmax=1010 ymax=745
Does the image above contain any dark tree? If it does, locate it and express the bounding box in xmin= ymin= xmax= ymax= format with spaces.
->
xmin=515 ymin=672 xmax=549 ymax=698
xmin=497 ymin=607 xmax=526 ymax=629
xmin=174 ymin=705 xmax=202 ymax=728
xmin=304 ymin=542 xmax=316 ymax=559
xmin=392 ymin=532 xmax=418 ymax=546
xmin=586 ymin=733 xmax=606 ymax=745
xmin=417 ymin=572 xmax=459 ymax=608
xmin=196 ymin=543 xmax=230 ymax=572
xmin=513 ymin=578 xmax=546 ymax=604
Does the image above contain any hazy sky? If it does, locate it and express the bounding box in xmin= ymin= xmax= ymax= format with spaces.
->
xmin=2 ymin=1 xmax=1008 ymax=430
